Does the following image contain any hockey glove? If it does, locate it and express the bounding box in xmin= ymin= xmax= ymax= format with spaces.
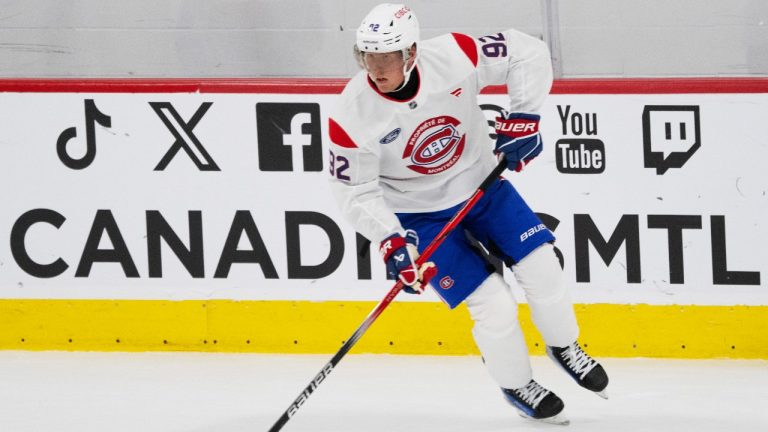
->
xmin=379 ymin=230 xmax=437 ymax=294
xmin=494 ymin=111 xmax=543 ymax=172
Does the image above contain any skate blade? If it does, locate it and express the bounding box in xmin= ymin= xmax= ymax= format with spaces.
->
xmin=595 ymin=389 xmax=608 ymax=400
xmin=518 ymin=411 xmax=570 ymax=426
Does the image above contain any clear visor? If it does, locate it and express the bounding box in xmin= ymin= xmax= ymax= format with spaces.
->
xmin=354 ymin=45 xmax=408 ymax=72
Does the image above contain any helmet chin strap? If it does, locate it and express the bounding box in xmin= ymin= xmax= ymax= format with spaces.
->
xmin=394 ymin=45 xmax=417 ymax=92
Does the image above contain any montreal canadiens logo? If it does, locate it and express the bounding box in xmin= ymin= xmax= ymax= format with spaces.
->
xmin=439 ymin=276 xmax=454 ymax=290
xmin=402 ymin=116 xmax=465 ymax=175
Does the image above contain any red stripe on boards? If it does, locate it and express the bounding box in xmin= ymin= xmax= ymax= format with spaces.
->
xmin=0 ymin=77 xmax=766 ymax=94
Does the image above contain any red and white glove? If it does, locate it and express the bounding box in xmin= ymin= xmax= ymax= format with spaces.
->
xmin=494 ymin=111 xmax=543 ymax=172
xmin=379 ymin=230 xmax=438 ymax=294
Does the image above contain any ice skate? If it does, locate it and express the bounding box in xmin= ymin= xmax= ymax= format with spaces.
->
xmin=502 ymin=379 xmax=570 ymax=425
xmin=547 ymin=341 xmax=609 ymax=399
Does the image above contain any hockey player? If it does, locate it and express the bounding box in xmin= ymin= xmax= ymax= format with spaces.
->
xmin=327 ymin=3 xmax=608 ymax=424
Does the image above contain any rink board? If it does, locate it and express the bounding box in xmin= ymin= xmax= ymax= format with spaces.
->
xmin=0 ymin=78 xmax=766 ymax=358
xmin=0 ymin=299 xmax=765 ymax=359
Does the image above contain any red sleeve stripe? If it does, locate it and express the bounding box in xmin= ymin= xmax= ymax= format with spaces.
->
xmin=328 ymin=118 xmax=358 ymax=149
xmin=451 ymin=33 xmax=478 ymax=67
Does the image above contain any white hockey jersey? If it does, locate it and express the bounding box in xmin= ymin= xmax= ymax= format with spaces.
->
xmin=328 ymin=29 xmax=553 ymax=244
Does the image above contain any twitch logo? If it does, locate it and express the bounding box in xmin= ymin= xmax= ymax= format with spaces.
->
xmin=642 ymin=105 xmax=701 ymax=175
xmin=256 ymin=103 xmax=323 ymax=172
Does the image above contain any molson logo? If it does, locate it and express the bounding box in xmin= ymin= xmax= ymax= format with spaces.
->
xmin=402 ymin=115 xmax=465 ymax=175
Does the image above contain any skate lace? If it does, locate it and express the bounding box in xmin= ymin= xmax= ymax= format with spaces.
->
xmin=560 ymin=343 xmax=597 ymax=379
xmin=514 ymin=381 xmax=550 ymax=409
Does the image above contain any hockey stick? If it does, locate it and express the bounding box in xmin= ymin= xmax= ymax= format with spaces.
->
xmin=268 ymin=156 xmax=508 ymax=432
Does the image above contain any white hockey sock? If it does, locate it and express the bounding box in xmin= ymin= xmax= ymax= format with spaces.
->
xmin=466 ymin=273 xmax=532 ymax=390
xmin=512 ymin=243 xmax=578 ymax=348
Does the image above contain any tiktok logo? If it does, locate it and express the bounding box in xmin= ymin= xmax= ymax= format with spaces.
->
xmin=256 ymin=103 xmax=323 ymax=172
xmin=56 ymin=99 xmax=112 ymax=170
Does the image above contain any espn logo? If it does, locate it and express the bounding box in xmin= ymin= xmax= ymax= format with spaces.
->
xmin=256 ymin=103 xmax=323 ymax=172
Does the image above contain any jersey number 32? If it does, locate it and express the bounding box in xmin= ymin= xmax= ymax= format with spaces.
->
xmin=329 ymin=150 xmax=351 ymax=181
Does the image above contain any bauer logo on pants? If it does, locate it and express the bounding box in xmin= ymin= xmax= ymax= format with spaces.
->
xmin=256 ymin=103 xmax=323 ymax=172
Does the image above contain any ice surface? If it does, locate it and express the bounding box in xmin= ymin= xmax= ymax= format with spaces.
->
xmin=0 ymin=352 xmax=765 ymax=431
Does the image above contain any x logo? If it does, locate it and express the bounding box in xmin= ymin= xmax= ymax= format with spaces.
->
xmin=150 ymin=102 xmax=220 ymax=171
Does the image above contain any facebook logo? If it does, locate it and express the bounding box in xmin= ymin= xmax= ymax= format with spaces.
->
xmin=256 ymin=103 xmax=323 ymax=171
xmin=642 ymin=105 xmax=701 ymax=175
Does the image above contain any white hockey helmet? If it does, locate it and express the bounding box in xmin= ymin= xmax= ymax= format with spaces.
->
xmin=356 ymin=3 xmax=420 ymax=54
xmin=354 ymin=4 xmax=420 ymax=90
